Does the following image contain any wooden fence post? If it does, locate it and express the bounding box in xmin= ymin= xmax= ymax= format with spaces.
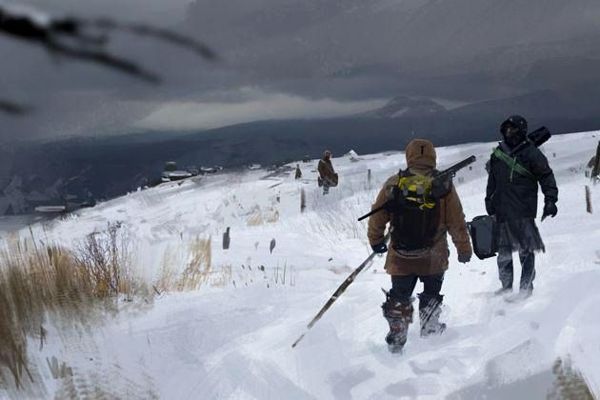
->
xmin=300 ymin=188 xmax=306 ymax=213
xmin=585 ymin=186 xmax=593 ymax=214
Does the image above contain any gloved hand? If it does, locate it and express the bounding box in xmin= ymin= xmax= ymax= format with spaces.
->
xmin=458 ymin=253 xmax=471 ymax=264
xmin=371 ymin=242 xmax=388 ymax=254
xmin=541 ymin=201 xmax=557 ymax=221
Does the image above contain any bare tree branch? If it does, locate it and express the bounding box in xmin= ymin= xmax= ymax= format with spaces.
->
xmin=89 ymin=18 xmax=217 ymax=60
xmin=49 ymin=17 xmax=108 ymax=46
xmin=0 ymin=4 xmax=219 ymax=113
xmin=0 ymin=6 xmax=161 ymax=83
xmin=0 ymin=99 xmax=30 ymax=115
xmin=45 ymin=40 xmax=161 ymax=84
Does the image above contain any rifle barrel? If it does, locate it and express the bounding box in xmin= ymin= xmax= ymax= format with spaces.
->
xmin=357 ymin=155 xmax=476 ymax=222
xmin=441 ymin=155 xmax=476 ymax=175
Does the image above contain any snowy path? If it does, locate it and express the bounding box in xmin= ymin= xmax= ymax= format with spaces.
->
xmin=5 ymin=131 xmax=600 ymax=399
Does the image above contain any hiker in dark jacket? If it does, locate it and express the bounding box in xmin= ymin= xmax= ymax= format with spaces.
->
xmin=485 ymin=115 xmax=558 ymax=297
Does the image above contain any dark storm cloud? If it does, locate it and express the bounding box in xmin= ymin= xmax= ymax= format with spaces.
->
xmin=0 ymin=0 xmax=221 ymax=142
xmin=3 ymin=0 xmax=600 ymax=143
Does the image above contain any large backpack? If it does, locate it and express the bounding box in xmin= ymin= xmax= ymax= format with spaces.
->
xmin=389 ymin=170 xmax=448 ymax=251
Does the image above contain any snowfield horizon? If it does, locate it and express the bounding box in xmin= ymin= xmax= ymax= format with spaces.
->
xmin=1 ymin=131 xmax=599 ymax=399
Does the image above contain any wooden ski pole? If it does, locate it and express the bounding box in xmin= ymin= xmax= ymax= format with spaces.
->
xmin=292 ymin=232 xmax=391 ymax=348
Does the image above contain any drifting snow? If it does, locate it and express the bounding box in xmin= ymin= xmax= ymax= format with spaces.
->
xmin=4 ymin=131 xmax=600 ymax=399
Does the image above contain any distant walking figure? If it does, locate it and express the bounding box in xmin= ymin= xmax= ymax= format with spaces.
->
xmin=317 ymin=150 xmax=338 ymax=195
xmin=295 ymin=164 xmax=302 ymax=180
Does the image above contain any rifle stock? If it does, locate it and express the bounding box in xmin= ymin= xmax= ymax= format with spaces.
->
xmin=357 ymin=202 xmax=390 ymax=222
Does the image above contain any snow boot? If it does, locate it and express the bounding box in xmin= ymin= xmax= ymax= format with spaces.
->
xmin=418 ymin=293 xmax=446 ymax=337
xmin=505 ymin=288 xmax=533 ymax=303
xmin=382 ymin=293 xmax=413 ymax=353
xmin=494 ymin=286 xmax=512 ymax=296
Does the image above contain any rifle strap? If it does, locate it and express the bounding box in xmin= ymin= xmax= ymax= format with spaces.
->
xmin=492 ymin=148 xmax=535 ymax=182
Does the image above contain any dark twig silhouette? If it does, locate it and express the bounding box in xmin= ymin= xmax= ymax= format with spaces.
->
xmin=0 ymin=3 xmax=217 ymax=113
xmin=0 ymin=99 xmax=30 ymax=115
xmin=45 ymin=40 xmax=161 ymax=83
xmin=0 ymin=6 xmax=158 ymax=83
xmin=89 ymin=18 xmax=217 ymax=60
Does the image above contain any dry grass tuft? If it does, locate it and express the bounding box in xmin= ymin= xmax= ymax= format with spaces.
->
xmin=178 ymin=236 xmax=212 ymax=291
xmin=0 ymin=244 xmax=89 ymax=389
xmin=74 ymin=223 xmax=138 ymax=299
xmin=209 ymin=264 xmax=232 ymax=288
xmin=155 ymin=238 xmax=238 ymax=292
xmin=0 ymin=222 xmax=143 ymax=392
xmin=154 ymin=245 xmax=179 ymax=293
xmin=246 ymin=206 xmax=279 ymax=226
xmin=548 ymin=358 xmax=594 ymax=400
xmin=247 ymin=212 xmax=264 ymax=226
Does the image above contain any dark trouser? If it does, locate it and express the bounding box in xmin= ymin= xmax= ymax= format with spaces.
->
xmin=497 ymin=247 xmax=535 ymax=292
xmin=390 ymin=274 xmax=444 ymax=304
xmin=323 ymin=182 xmax=330 ymax=195
xmin=388 ymin=273 xmax=445 ymax=337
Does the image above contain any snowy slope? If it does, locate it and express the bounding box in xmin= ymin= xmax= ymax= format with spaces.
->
xmin=4 ymin=131 xmax=600 ymax=399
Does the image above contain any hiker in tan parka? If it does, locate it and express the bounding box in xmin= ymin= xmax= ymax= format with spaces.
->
xmin=317 ymin=150 xmax=338 ymax=195
xmin=368 ymin=138 xmax=472 ymax=352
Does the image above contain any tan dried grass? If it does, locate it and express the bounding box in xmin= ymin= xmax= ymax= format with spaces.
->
xmin=178 ymin=236 xmax=212 ymax=291
xmin=0 ymin=223 xmax=142 ymax=391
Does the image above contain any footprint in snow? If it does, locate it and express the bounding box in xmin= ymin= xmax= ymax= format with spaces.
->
xmin=384 ymin=376 xmax=441 ymax=398
xmin=409 ymin=358 xmax=447 ymax=375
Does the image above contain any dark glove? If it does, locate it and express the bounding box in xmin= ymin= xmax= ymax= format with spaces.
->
xmin=458 ymin=253 xmax=471 ymax=264
xmin=485 ymin=201 xmax=495 ymax=217
xmin=541 ymin=201 xmax=557 ymax=221
xmin=371 ymin=242 xmax=388 ymax=254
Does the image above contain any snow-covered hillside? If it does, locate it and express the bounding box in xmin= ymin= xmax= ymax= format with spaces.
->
xmin=3 ymin=131 xmax=600 ymax=399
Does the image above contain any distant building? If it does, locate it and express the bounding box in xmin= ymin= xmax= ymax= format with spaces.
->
xmin=161 ymin=161 xmax=194 ymax=182
xmin=164 ymin=161 xmax=178 ymax=172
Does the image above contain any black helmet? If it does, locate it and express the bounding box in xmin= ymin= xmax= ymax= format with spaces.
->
xmin=500 ymin=115 xmax=528 ymax=136
xmin=500 ymin=115 xmax=527 ymax=147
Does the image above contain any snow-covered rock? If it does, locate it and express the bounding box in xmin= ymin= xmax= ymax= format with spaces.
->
xmin=346 ymin=149 xmax=362 ymax=162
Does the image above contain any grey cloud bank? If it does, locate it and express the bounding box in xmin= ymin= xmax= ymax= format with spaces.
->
xmin=136 ymin=89 xmax=386 ymax=131
xmin=3 ymin=0 xmax=600 ymax=143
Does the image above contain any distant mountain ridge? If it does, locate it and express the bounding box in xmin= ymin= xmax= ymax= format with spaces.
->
xmin=3 ymin=87 xmax=600 ymax=215
xmin=363 ymin=96 xmax=446 ymax=119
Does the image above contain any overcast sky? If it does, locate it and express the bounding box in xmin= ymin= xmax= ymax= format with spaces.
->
xmin=2 ymin=0 xmax=600 ymax=144
xmin=0 ymin=0 xmax=391 ymax=144
xmin=0 ymin=0 xmax=215 ymax=143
